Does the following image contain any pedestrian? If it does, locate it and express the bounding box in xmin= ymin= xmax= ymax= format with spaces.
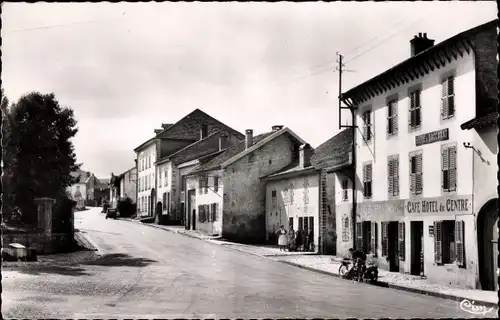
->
xmin=295 ymin=227 xmax=303 ymax=251
xmin=303 ymin=228 xmax=310 ymax=252
xmin=307 ymin=228 xmax=314 ymax=252
xmin=288 ymin=227 xmax=296 ymax=252
xmin=276 ymin=225 xmax=288 ymax=251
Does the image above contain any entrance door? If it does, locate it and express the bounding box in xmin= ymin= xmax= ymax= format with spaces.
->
xmin=388 ymin=222 xmax=400 ymax=272
xmin=478 ymin=199 xmax=498 ymax=291
xmin=410 ymin=221 xmax=424 ymax=276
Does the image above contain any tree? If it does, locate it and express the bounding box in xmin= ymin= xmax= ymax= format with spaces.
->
xmin=2 ymin=91 xmax=81 ymax=224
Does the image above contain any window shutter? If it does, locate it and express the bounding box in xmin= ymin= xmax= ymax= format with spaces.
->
xmin=449 ymin=146 xmax=457 ymax=191
xmin=434 ymin=221 xmax=443 ymax=264
xmin=409 ymin=92 xmax=415 ymax=128
xmin=410 ymin=157 xmax=415 ymax=193
xmin=415 ymin=154 xmax=423 ymax=194
xmin=448 ymin=76 xmax=455 ymax=116
xmin=441 ymin=78 xmax=449 ymax=118
xmin=442 ymin=148 xmax=449 ymax=191
xmin=392 ymin=102 xmax=398 ymax=134
xmin=363 ymin=165 xmax=367 ymax=196
xmin=398 ymin=221 xmax=405 ymax=261
xmin=371 ymin=221 xmax=378 ymax=257
xmin=394 ymin=157 xmax=399 ymax=196
xmin=356 ymin=222 xmax=363 ymax=251
xmin=381 ymin=222 xmax=388 ymax=256
xmin=387 ymin=104 xmax=391 ymax=134
xmin=367 ymin=164 xmax=372 ymax=197
xmin=388 ymin=159 xmax=394 ymax=196
xmin=214 ymin=177 xmax=219 ymax=192
xmin=455 ymin=220 xmax=465 ymax=267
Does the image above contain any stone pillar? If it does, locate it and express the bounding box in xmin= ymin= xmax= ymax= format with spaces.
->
xmin=34 ymin=197 xmax=56 ymax=253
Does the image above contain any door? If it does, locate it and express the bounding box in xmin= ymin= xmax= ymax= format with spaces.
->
xmin=388 ymin=222 xmax=400 ymax=272
xmin=477 ymin=199 xmax=498 ymax=291
xmin=411 ymin=221 xmax=423 ymax=276
xmin=188 ymin=190 xmax=196 ymax=230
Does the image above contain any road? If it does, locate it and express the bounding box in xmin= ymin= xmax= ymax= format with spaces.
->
xmin=2 ymin=207 xmax=493 ymax=318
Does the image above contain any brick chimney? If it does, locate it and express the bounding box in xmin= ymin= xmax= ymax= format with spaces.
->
xmin=154 ymin=129 xmax=162 ymax=134
xmin=410 ymin=32 xmax=435 ymax=57
xmin=219 ymin=132 xmax=229 ymax=151
xmin=299 ymin=144 xmax=313 ymax=168
xmin=200 ymin=124 xmax=208 ymax=140
xmin=245 ymin=129 xmax=253 ymax=149
xmin=272 ymin=125 xmax=284 ymax=131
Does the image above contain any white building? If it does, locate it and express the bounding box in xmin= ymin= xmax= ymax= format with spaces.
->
xmin=340 ymin=20 xmax=497 ymax=290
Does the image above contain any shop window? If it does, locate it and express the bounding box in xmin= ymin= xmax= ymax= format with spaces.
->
xmin=434 ymin=220 xmax=465 ymax=266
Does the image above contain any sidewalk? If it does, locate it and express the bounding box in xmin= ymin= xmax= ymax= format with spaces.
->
xmin=121 ymin=218 xmax=498 ymax=308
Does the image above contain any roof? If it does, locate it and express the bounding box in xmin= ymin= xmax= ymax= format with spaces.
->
xmin=261 ymin=161 xmax=318 ymax=180
xmin=96 ymin=178 xmax=110 ymax=189
xmin=134 ymin=109 xmax=244 ymax=152
xmin=310 ymin=129 xmax=353 ymax=170
xmin=156 ymin=130 xmax=242 ymax=166
xmin=461 ymin=112 xmax=498 ymax=130
xmin=189 ymin=131 xmax=275 ymax=174
xmin=220 ymin=127 xmax=307 ymax=168
xmin=341 ymin=19 xmax=497 ymax=106
xmin=70 ymin=169 xmax=92 ymax=183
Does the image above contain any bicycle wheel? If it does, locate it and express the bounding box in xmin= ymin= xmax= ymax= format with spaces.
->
xmin=338 ymin=265 xmax=348 ymax=277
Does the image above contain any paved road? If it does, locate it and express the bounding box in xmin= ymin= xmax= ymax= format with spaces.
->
xmin=2 ymin=207 xmax=493 ymax=318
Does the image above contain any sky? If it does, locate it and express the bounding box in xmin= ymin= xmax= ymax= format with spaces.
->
xmin=2 ymin=2 xmax=496 ymax=178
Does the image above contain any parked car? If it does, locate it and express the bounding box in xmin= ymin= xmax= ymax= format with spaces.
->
xmin=105 ymin=208 xmax=118 ymax=219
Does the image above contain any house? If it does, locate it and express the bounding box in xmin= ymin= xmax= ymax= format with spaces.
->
xmin=154 ymin=129 xmax=243 ymax=225
xmin=263 ymin=143 xmax=320 ymax=251
xmin=109 ymin=174 xmax=120 ymax=208
xmin=186 ymin=125 xmax=307 ymax=244
xmin=94 ymin=177 xmax=110 ymax=206
xmin=310 ymin=129 xmax=354 ymax=256
xmin=339 ymin=20 xmax=498 ymax=290
xmin=119 ymin=167 xmax=137 ymax=203
xmin=67 ymin=169 xmax=92 ymax=210
xmin=133 ymin=109 xmax=244 ymax=219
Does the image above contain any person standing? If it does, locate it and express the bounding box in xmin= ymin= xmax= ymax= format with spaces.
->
xmin=288 ymin=227 xmax=296 ymax=252
xmin=307 ymin=228 xmax=314 ymax=252
xmin=295 ymin=227 xmax=303 ymax=251
xmin=276 ymin=225 xmax=288 ymax=251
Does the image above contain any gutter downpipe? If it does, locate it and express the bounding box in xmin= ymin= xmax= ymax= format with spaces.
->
xmin=350 ymin=104 xmax=357 ymax=250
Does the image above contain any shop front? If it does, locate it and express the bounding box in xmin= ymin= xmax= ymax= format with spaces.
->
xmin=403 ymin=194 xmax=476 ymax=289
xmin=355 ymin=200 xmax=405 ymax=272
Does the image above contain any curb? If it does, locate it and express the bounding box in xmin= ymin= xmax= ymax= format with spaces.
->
xmin=120 ymin=218 xmax=497 ymax=308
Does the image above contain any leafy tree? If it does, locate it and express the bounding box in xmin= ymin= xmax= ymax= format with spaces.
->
xmin=2 ymin=91 xmax=81 ymax=224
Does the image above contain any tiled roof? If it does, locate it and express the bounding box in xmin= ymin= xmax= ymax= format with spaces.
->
xmin=460 ymin=112 xmax=498 ymax=130
xmin=190 ymin=131 xmax=275 ymax=174
xmin=310 ymin=129 xmax=353 ymax=170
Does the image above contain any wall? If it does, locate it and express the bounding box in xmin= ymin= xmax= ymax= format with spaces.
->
xmin=159 ymin=139 xmax=193 ymax=160
xmin=265 ymin=172 xmax=320 ymax=251
xmin=323 ymin=171 xmax=337 ymax=254
xmin=334 ymin=171 xmax=354 ymax=258
xmin=222 ymin=133 xmax=298 ymax=244
xmin=121 ymin=168 xmax=137 ymax=203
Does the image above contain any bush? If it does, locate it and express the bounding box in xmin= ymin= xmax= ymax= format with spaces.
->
xmin=117 ymin=197 xmax=136 ymax=218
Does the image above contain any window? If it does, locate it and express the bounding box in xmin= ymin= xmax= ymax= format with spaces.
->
xmin=441 ymin=76 xmax=455 ymax=119
xmin=341 ymin=179 xmax=348 ymax=202
xmin=289 ymin=183 xmax=294 ymax=205
xmin=388 ymin=155 xmax=400 ymax=197
xmin=210 ymin=203 xmax=218 ymax=221
xmin=214 ymin=177 xmax=219 ymax=192
xmin=342 ymin=217 xmax=349 ymax=242
xmin=434 ymin=220 xmax=465 ymax=266
xmin=181 ymin=177 xmax=186 ymax=192
xmin=162 ymin=192 xmax=167 ymax=210
xmin=442 ymin=145 xmax=457 ymax=193
xmin=362 ymin=109 xmax=372 ymax=142
xmin=387 ymin=99 xmax=398 ymax=135
xmin=410 ymin=152 xmax=423 ymax=195
xmin=309 ymin=217 xmax=314 ymax=234
xmin=271 ymin=189 xmax=277 ymax=207
xmin=363 ymin=162 xmax=373 ymax=199
xmin=164 ymin=171 xmax=168 ymax=187
xmin=159 ymin=169 xmax=162 ymax=187
xmin=409 ymin=89 xmax=422 ymax=129
xmin=303 ymin=177 xmax=310 ymax=205
xmin=298 ymin=217 xmax=304 ymax=230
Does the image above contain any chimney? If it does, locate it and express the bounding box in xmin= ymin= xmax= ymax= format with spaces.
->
xmin=410 ymin=32 xmax=435 ymax=57
xmin=299 ymin=144 xmax=313 ymax=168
xmin=154 ymin=129 xmax=162 ymax=134
xmin=161 ymin=123 xmax=172 ymax=129
xmin=245 ymin=129 xmax=253 ymax=149
xmin=219 ymin=132 xmax=229 ymax=151
xmin=200 ymin=124 xmax=208 ymax=140
xmin=272 ymin=125 xmax=284 ymax=131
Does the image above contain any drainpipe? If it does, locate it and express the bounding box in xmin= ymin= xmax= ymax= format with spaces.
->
xmin=351 ymin=105 xmax=357 ymax=250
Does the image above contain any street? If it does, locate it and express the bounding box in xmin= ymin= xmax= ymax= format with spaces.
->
xmin=1 ymin=207 xmax=491 ymax=318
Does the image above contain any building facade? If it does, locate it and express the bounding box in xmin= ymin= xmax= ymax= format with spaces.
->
xmin=264 ymin=144 xmax=320 ymax=251
xmin=119 ymin=167 xmax=137 ymax=203
xmin=340 ymin=20 xmax=498 ymax=289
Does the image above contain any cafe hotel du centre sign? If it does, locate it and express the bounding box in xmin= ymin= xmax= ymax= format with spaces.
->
xmin=405 ymin=195 xmax=473 ymax=216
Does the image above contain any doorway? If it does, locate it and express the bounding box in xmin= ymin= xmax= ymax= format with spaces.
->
xmin=388 ymin=222 xmax=400 ymax=272
xmin=410 ymin=221 xmax=424 ymax=276
xmin=477 ymin=199 xmax=498 ymax=291
xmin=150 ymin=189 xmax=155 ymax=217
xmin=187 ymin=189 xmax=196 ymax=230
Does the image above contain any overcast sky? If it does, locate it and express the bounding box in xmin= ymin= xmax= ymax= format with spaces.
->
xmin=2 ymin=2 xmax=496 ymax=178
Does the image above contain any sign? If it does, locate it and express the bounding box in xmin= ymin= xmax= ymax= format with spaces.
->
xmin=404 ymin=195 xmax=473 ymax=216
xmin=415 ymin=128 xmax=449 ymax=146
xmin=357 ymin=200 xmax=405 ymax=215
xmin=428 ymin=225 xmax=434 ymax=236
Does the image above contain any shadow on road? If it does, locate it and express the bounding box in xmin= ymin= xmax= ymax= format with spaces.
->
xmin=81 ymin=253 xmax=157 ymax=267
xmin=10 ymin=265 xmax=91 ymax=277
